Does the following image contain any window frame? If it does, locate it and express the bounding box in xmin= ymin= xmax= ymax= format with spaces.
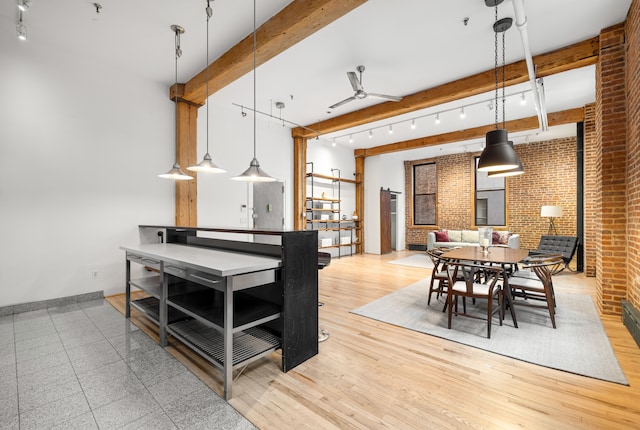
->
xmin=472 ymin=156 xmax=508 ymax=228
xmin=411 ymin=160 xmax=437 ymax=227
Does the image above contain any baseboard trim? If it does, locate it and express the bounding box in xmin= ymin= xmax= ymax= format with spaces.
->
xmin=0 ymin=291 xmax=104 ymax=316
xmin=622 ymin=299 xmax=640 ymax=348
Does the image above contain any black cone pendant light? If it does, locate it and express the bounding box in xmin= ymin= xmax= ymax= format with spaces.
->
xmin=488 ymin=141 xmax=524 ymax=177
xmin=477 ymin=0 xmax=523 ymax=174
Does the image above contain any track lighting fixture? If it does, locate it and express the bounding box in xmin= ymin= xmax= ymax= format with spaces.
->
xmin=158 ymin=25 xmax=194 ymax=181
xmin=332 ymin=138 xmax=336 ymax=147
xmin=232 ymin=0 xmax=276 ymax=182
xmin=188 ymin=0 xmax=225 ymax=174
xmin=318 ymin=85 xmax=533 ymax=145
xmin=18 ymin=0 xmax=29 ymax=12
xmin=349 ymin=135 xmax=353 ymax=143
xmin=520 ymin=92 xmax=527 ymax=105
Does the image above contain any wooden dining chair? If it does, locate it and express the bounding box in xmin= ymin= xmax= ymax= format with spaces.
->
xmin=426 ymin=248 xmax=449 ymax=305
xmin=445 ymin=262 xmax=504 ymax=338
xmin=508 ymin=254 xmax=563 ymax=328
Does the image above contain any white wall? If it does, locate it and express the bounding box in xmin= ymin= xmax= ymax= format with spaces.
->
xmin=0 ymin=29 xmax=300 ymax=307
xmin=196 ymin=101 xmax=293 ymax=229
xmin=306 ymin=141 xmax=357 ymax=217
xmin=0 ymin=36 xmax=178 ymax=306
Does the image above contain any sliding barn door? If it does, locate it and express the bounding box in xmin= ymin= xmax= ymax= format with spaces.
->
xmin=380 ymin=189 xmax=392 ymax=254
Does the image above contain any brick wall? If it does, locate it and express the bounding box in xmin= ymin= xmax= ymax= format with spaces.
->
xmin=596 ymin=23 xmax=628 ymax=316
xmin=626 ymin=1 xmax=640 ymax=310
xmin=508 ymin=138 xmax=578 ymax=251
xmin=404 ymin=138 xmax=577 ymax=254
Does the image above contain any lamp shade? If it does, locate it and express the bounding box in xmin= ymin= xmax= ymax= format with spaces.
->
xmin=231 ymin=158 xmax=277 ymax=182
xmin=158 ymin=162 xmax=194 ymax=181
xmin=187 ymin=153 xmax=225 ymax=173
xmin=541 ymin=205 xmax=562 ymax=218
xmin=478 ymin=129 xmax=521 ymax=172
xmin=487 ymin=141 xmax=524 ymax=177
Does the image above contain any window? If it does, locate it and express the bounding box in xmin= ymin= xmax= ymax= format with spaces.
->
xmin=413 ymin=162 xmax=436 ymax=225
xmin=474 ymin=157 xmax=505 ymax=226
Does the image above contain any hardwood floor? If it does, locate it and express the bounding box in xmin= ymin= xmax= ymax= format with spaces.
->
xmin=107 ymin=251 xmax=640 ymax=429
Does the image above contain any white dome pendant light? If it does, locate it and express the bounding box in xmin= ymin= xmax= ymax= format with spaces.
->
xmin=188 ymin=0 xmax=225 ymax=174
xmin=159 ymin=25 xmax=194 ymax=181
xmin=232 ymin=0 xmax=276 ymax=182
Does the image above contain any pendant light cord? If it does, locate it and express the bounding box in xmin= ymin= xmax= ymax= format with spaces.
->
xmin=205 ymin=0 xmax=211 ymax=155
xmin=502 ymin=29 xmax=506 ymax=130
xmin=174 ymin=29 xmax=181 ymax=163
xmin=494 ymin=5 xmax=498 ymax=130
xmin=252 ymin=0 xmax=257 ymax=160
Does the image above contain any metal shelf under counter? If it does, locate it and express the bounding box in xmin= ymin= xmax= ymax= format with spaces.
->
xmin=167 ymin=319 xmax=281 ymax=369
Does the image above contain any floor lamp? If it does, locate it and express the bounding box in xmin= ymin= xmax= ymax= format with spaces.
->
xmin=541 ymin=205 xmax=562 ymax=235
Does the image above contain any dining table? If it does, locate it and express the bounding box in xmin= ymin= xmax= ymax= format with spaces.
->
xmin=440 ymin=246 xmax=529 ymax=328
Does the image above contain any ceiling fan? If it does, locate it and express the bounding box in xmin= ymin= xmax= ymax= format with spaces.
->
xmin=329 ymin=65 xmax=403 ymax=109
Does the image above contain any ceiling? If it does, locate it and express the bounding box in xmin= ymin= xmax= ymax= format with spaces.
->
xmin=2 ymin=0 xmax=632 ymax=158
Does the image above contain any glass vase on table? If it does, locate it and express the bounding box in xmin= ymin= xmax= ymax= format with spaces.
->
xmin=478 ymin=227 xmax=493 ymax=255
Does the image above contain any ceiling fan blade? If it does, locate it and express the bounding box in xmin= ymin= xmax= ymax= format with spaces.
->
xmin=347 ymin=71 xmax=362 ymax=91
xmin=367 ymin=93 xmax=403 ymax=102
xmin=329 ymin=96 xmax=357 ymax=109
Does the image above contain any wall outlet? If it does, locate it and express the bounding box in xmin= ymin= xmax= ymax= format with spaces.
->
xmin=91 ymin=270 xmax=99 ymax=279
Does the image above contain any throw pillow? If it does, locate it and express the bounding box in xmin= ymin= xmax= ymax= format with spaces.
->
xmin=497 ymin=231 xmax=512 ymax=245
xmin=434 ymin=230 xmax=449 ymax=242
xmin=492 ymin=231 xmax=501 ymax=245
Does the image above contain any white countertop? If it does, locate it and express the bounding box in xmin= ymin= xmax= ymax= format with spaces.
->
xmin=120 ymin=243 xmax=281 ymax=277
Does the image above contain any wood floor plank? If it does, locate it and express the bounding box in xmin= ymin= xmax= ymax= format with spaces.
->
xmin=107 ymin=251 xmax=640 ymax=429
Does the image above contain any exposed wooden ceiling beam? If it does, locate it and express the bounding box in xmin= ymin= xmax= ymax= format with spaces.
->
xmin=179 ymin=0 xmax=368 ymax=105
xmin=294 ymin=37 xmax=598 ymax=139
xmin=354 ymin=108 xmax=584 ymax=158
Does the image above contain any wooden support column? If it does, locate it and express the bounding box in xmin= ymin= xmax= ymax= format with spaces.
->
xmin=175 ymin=96 xmax=199 ymax=227
xmin=293 ymin=136 xmax=307 ymax=230
xmin=355 ymin=154 xmax=365 ymax=253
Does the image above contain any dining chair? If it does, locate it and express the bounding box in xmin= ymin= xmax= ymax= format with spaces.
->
xmin=508 ymin=254 xmax=563 ymax=328
xmin=426 ymin=248 xmax=449 ymax=305
xmin=445 ymin=262 xmax=504 ymax=338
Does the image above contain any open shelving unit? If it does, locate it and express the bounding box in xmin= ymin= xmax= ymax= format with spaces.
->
xmin=305 ymin=163 xmax=362 ymax=257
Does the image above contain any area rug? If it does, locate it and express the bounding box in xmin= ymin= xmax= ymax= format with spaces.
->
xmin=351 ymin=280 xmax=628 ymax=385
xmin=387 ymin=253 xmax=434 ymax=269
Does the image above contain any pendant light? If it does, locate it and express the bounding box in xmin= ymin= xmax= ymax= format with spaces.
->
xmin=231 ymin=0 xmax=276 ymax=182
xmin=188 ymin=0 xmax=225 ymax=174
xmin=159 ymin=25 xmax=194 ymax=181
xmin=477 ymin=1 xmax=522 ymax=173
xmin=487 ymin=141 xmax=524 ymax=177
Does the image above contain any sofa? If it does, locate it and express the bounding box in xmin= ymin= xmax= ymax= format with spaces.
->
xmin=427 ymin=229 xmax=520 ymax=250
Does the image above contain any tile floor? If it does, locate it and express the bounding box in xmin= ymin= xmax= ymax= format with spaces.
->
xmin=0 ymin=299 xmax=257 ymax=430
